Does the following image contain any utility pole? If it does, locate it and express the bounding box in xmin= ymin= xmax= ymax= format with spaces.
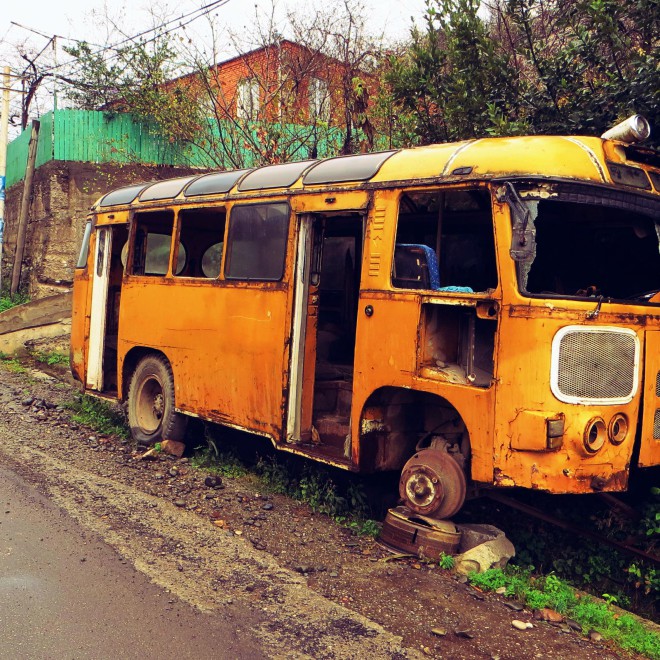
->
xmin=0 ymin=66 xmax=11 ymax=296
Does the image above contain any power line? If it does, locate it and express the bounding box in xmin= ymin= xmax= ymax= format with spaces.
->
xmin=10 ymin=20 xmax=105 ymax=49
xmin=40 ymin=0 xmax=232 ymax=76
xmin=10 ymin=21 xmax=65 ymax=41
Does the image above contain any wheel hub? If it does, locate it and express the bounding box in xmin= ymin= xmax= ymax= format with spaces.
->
xmin=403 ymin=469 xmax=444 ymax=511
xmin=399 ymin=448 xmax=467 ymax=519
xmin=136 ymin=377 xmax=164 ymax=433
xmin=152 ymin=393 xmax=164 ymax=419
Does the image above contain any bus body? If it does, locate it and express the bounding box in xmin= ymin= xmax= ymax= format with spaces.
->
xmin=71 ymin=133 xmax=660 ymax=518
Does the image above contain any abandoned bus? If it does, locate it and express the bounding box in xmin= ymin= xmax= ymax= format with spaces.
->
xmin=71 ymin=118 xmax=660 ymax=518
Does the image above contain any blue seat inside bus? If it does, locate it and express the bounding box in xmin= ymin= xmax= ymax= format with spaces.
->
xmin=393 ymin=244 xmax=441 ymax=289
xmin=393 ymin=243 xmax=475 ymax=293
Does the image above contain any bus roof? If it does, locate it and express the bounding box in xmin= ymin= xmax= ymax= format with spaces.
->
xmin=95 ymin=135 xmax=660 ymax=210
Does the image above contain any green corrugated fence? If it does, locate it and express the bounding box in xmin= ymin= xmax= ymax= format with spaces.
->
xmin=6 ymin=109 xmax=350 ymax=187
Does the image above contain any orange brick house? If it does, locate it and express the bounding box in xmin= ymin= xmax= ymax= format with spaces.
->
xmin=206 ymin=39 xmax=367 ymax=125
xmin=170 ymin=39 xmax=376 ymax=144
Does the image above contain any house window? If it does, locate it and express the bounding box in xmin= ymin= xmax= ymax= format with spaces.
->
xmin=309 ymin=78 xmax=330 ymax=122
xmin=237 ymin=78 xmax=260 ymax=121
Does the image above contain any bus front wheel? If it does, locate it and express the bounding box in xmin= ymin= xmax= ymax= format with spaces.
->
xmin=127 ymin=354 xmax=188 ymax=446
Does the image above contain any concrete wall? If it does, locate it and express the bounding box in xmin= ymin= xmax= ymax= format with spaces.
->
xmin=3 ymin=161 xmax=201 ymax=299
xmin=0 ymin=292 xmax=72 ymax=355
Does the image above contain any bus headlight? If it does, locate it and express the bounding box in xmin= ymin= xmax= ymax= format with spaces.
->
xmin=584 ymin=417 xmax=606 ymax=453
xmin=608 ymin=413 xmax=628 ymax=445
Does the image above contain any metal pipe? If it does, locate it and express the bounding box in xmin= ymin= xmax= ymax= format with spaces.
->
xmin=0 ymin=66 xmax=11 ymax=296
xmin=485 ymin=491 xmax=660 ymax=566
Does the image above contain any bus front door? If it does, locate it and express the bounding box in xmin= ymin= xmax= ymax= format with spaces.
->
xmin=287 ymin=212 xmax=364 ymax=464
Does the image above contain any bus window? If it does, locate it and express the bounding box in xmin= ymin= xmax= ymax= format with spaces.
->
xmin=131 ymin=210 xmax=184 ymax=276
xmin=76 ymin=220 xmax=93 ymax=269
xmin=225 ymin=202 xmax=289 ymax=281
xmin=393 ymin=189 xmax=497 ymax=293
xmin=518 ymin=194 xmax=660 ymax=300
xmin=175 ymin=208 xmax=226 ymax=279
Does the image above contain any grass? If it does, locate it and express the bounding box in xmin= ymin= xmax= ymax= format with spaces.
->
xmin=0 ymin=354 xmax=28 ymax=373
xmin=0 ymin=291 xmax=29 ymax=313
xmin=65 ymin=394 xmax=130 ymax=439
xmin=469 ymin=567 xmax=660 ymax=658
xmin=31 ymin=350 xmax=69 ymax=367
xmin=458 ymin=484 xmax=660 ymax=619
xmin=190 ymin=422 xmax=381 ymax=538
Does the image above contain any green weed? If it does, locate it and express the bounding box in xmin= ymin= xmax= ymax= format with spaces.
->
xmin=468 ymin=568 xmax=659 ymax=658
xmin=191 ymin=446 xmax=247 ymax=478
xmin=66 ymin=395 xmax=129 ymax=439
xmin=0 ymin=356 xmax=28 ymax=373
xmin=339 ymin=517 xmax=381 ymax=538
xmin=188 ymin=423 xmax=378 ymax=536
xmin=0 ymin=291 xmax=29 ymax=313
xmin=31 ymin=350 xmax=69 ymax=367
xmin=190 ymin=424 xmax=247 ymax=478
xmin=439 ymin=552 xmax=455 ymax=570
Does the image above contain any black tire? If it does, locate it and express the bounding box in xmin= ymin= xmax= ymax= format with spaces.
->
xmin=127 ymin=354 xmax=188 ymax=446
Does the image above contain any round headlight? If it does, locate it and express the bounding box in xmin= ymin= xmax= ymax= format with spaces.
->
xmin=608 ymin=413 xmax=628 ymax=445
xmin=584 ymin=417 xmax=606 ymax=453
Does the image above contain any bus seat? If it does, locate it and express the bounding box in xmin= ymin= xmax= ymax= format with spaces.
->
xmin=393 ymin=244 xmax=441 ymax=290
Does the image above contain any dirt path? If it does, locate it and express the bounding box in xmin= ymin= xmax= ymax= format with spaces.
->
xmin=0 ymin=364 xmax=643 ymax=659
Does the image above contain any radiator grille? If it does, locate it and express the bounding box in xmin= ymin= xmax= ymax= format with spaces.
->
xmin=554 ymin=328 xmax=637 ymax=402
xmin=654 ymin=410 xmax=660 ymax=440
xmin=656 ymin=370 xmax=660 ymax=397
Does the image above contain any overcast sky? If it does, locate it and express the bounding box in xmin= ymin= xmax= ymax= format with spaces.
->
xmin=0 ymin=0 xmax=426 ymax=52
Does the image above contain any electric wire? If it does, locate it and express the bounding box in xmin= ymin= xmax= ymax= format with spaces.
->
xmin=40 ymin=0 xmax=232 ymax=77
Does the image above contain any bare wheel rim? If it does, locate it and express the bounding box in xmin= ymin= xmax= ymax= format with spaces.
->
xmin=135 ymin=375 xmax=165 ymax=434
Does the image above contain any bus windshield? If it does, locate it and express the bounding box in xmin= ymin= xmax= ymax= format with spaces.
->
xmin=508 ymin=182 xmax=660 ymax=302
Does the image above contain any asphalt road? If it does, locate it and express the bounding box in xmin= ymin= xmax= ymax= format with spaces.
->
xmin=0 ymin=464 xmax=266 ymax=660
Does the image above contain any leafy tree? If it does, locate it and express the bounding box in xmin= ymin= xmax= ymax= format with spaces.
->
xmin=62 ymin=37 xmax=205 ymax=148
xmin=502 ymin=0 xmax=659 ymax=139
xmin=384 ymin=0 xmax=659 ymax=145
xmin=58 ymin=0 xmax=382 ymax=167
xmin=385 ymin=0 xmax=526 ymax=144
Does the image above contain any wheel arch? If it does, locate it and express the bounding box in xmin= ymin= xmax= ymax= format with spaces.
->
xmin=357 ymin=386 xmax=472 ymax=474
xmin=121 ymin=346 xmax=172 ymax=402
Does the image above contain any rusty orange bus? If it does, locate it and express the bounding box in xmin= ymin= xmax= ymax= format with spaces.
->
xmin=71 ymin=118 xmax=660 ymax=518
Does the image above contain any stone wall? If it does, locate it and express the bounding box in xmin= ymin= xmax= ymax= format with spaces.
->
xmin=3 ymin=161 xmax=201 ymax=299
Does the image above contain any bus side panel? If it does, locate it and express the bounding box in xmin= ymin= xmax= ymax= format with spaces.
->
xmin=639 ymin=330 xmax=660 ymax=467
xmin=351 ymin=291 xmax=496 ymax=481
xmin=70 ymin=234 xmax=95 ymax=385
xmin=117 ymin=279 xmax=290 ymax=440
